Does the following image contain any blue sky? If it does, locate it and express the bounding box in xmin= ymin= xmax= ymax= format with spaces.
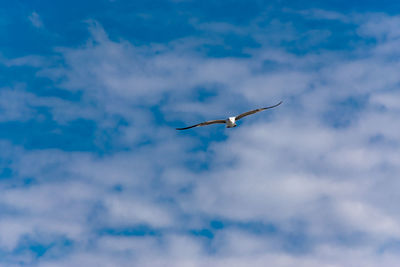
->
xmin=1 ymin=0 xmax=400 ymax=266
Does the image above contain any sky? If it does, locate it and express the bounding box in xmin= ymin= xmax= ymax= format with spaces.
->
xmin=1 ymin=0 xmax=400 ymax=266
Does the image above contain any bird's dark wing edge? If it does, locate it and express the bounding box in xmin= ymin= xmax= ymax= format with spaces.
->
xmin=176 ymin=119 xmax=226 ymax=130
xmin=235 ymin=101 xmax=283 ymax=121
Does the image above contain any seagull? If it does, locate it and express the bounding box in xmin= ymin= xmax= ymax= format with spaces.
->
xmin=176 ymin=101 xmax=282 ymax=130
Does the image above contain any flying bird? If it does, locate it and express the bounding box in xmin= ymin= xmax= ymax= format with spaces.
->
xmin=176 ymin=101 xmax=282 ymax=130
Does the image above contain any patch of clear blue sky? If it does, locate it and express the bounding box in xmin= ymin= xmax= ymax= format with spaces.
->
xmin=13 ymin=237 xmax=74 ymax=260
xmin=322 ymin=95 xmax=370 ymax=128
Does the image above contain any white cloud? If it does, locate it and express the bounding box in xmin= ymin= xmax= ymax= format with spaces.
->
xmin=371 ymin=92 xmax=400 ymax=110
xmin=0 ymin=88 xmax=38 ymax=122
xmin=357 ymin=14 xmax=400 ymax=41
xmin=285 ymin=8 xmax=350 ymax=22
xmin=104 ymin=196 xmax=174 ymax=228
xmin=28 ymin=11 xmax=43 ymax=28
xmin=0 ymin=54 xmax=47 ymax=67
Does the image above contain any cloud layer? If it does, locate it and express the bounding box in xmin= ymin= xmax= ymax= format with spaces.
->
xmin=1 ymin=4 xmax=400 ymax=267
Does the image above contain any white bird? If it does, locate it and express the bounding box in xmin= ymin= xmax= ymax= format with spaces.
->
xmin=176 ymin=101 xmax=282 ymax=130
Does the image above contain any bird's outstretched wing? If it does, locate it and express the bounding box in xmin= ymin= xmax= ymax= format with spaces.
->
xmin=235 ymin=101 xmax=282 ymax=121
xmin=176 ymin=119 xmax=226 ymax=130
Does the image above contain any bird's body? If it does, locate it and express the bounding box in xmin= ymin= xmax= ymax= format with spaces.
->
xmin=226 ymin=117 xmax=237 ymax=128
xmin=176 ymin=101 xmax=282 ymax=130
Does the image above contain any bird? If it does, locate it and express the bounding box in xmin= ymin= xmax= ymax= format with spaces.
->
xmin=176 ymin=101 xmax=282 ymax=130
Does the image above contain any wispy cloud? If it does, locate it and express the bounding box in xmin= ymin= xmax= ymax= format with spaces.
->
xmin=28 ymin=11 xmax=43 ymax=28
